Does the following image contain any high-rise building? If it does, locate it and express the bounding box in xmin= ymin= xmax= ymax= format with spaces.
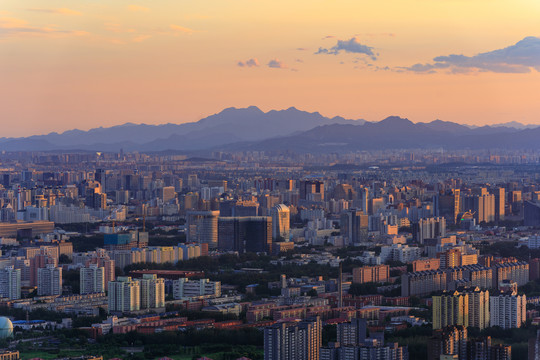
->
xmin=218 ymin=216 xmax=272 ymax=253
xmin=492 ymin=261 xmax=529 ymax=288
xmin=439 ymin=249 xmax=462 ymax=269
xmin=108 ymin=276 xmax=140 ymax=313
xmin=80 ymin=264 xmax=105 ymax=294
xmin=491 ymin=344 xmax=511 ymax=360
xmin=137 ymin=274 xmax=165 ymax=309
xmin=264 ymin=316 xmax=321 ymax=360
xmin=337 ymin=318 xmax=367 ymax=346
xmin=340 ymin=208 xmax=368 ymax=245
xmin=402 ymin=270 xmax=447 ymax=297
xmin=160 ymin=186 xmax=176 ymax=203
xmin=85 ymin=249 xmax=115 ymax=289
xmin=453 ymin=189 xmax=461 ymax=224
xmin=464 ymin=287 xmax=490 ymax=330
xmin=427 ymin=326 xmax=467 ymax=360
xmin=0 ymin=266 xmax=21 ymax=300
xmin=413 ymin=217 xmax=446 ymax=244
xmin=186 ymin=210 xmax=219 ymax=248
xmin=29 ymin=248 xmax=58 ymax=287
xmin=433 ymin=287 xmax=489 ymax=330
xmin=333 ymin=184 xmax=356 ymax=201
xmin=463 ymin=194 xmax=495 ymax=224
xmin=490 ymin=290 xmax=526 ymax=329
xmin=524 ymin=201 xmax=540 ymax=227
xmin=433 ymin=290 xmax=469 ymax=330
xmin=270 ymin=204 xmax=290 ymax=241
xmin=37 ymin=264 xmax=62 ymax=296
xmin=494 ymin=187 xmax=505 ymax=222
xmin=299 ymin=180 xmax=324 ymax=202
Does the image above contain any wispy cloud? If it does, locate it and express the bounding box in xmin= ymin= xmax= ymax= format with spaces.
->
xmin=267 ymin=59 xmax=287 ymax=69
xmin=27 ymin=8 xmax=82 ymax=16
xmin=128 ymin=5 xmax=150 ymax=12
xmin=169 ymin=24 xmax=194 ymax=34
xmin=0 ymin=17 xmax=88 ymax=38
xmin=237 ymin=58 xmax=260 ymax=67
xmin=400 ymin=36 xmax=540 ymax=74
xmin=133 ymin=35 xmax=151 ymax=42
xmin=316 ymin=37 xmax=376 ymax=60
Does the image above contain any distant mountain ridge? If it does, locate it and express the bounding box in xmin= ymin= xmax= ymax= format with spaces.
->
xmin=226 ymin=116 xmax=540 ymax=153
xmin=0 ymin=107 xmax=538 ymax=152
xmin=0 ymin=106 xmax=363 ymax=152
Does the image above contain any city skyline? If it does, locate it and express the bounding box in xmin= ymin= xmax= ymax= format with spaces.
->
xmin=1 ymin=0 xmax=540 ymax=136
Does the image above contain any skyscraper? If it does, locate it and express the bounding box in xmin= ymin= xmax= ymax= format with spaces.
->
xmin=186 ymin=210 xmax=219 ymax=248
xmin=270 ymin=204 xmax=290 ymax=241
xmin=494 ymin=187 xmax=505 ymax=222
xmin=218 ymin=216 xmax=272 ymax=253
xmin=340 ymin=208 xmax=368 ymax=245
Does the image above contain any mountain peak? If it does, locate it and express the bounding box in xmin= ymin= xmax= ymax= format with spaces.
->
xmin=379 ymin=116 xmax=413 ymax=126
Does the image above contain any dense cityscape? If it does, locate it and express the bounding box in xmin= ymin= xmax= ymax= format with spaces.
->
xmin=0 ymin=149 xmax=540 ymax=360
xmin=3 ymin=0 xmax=540 ymax=359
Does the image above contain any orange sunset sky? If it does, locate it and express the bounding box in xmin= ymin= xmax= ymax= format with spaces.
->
xmin=1 ymin=0 xmax=540 ymax=137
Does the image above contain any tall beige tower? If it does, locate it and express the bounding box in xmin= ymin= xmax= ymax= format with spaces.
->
xmin=270 ymin=204 xmax=290 ymax=241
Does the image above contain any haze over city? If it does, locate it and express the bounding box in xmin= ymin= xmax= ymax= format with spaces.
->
xmin=1 ymin=0 xmax=540 ymax=136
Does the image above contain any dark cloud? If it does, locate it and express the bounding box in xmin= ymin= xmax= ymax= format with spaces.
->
xmin=315 ymin=37 xmax=376 ymax=60
xmin=237 ymin=58 xmax=260 ymax=67
xmin=267 ymin=59 xmax=287 ymax=69
xmin=401 ymin=36 xmax=540 ymax=73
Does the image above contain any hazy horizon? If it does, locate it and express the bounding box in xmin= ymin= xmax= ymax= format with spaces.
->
xmin=2 ymin=105 xmax=540 ymax=139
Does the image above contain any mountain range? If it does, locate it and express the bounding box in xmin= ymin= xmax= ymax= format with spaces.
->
xmin=0 ymin=107 xmax=538 ymax=153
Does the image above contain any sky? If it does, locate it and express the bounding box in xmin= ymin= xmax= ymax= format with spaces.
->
xmin=1 ymin=0 xmax=540 ymax=137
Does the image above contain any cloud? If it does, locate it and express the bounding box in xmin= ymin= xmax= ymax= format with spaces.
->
xmin=133 ymin=35 xmax=151 ymax=42
xmin=128 ymin=5 xmax=149 ymax=12
xmin=296 ymin=47 xmax=307 ymax=51
xmin=237 ymin=58 xmax=260 ymax=67
xmin=0 ymin=17 xmax=88 ymax=38
xmin=267 ymin=59 xmax=287 ymax=69
xmin=315 ymin=37 xmax=376 ymax=60
xmin=401 ymin=36 xmax=540 ymax=74
xmin=169 ymin=24 xmax=194 ymax=34
xmin=27 ymin=8 xmax=81 ymax=16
